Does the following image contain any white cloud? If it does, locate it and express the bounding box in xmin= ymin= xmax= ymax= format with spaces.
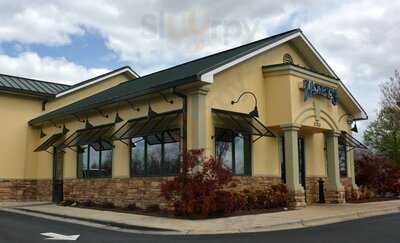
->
xmin=300 ymin=0 xmax=400 ymax=135
xmin=0 ymin=2 xmax=84 ymax=45
xmin=0 ymin=52 xmax=108 ymax=84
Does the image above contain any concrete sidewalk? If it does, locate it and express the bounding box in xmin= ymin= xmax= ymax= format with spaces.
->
xmin=1 ymin=200 xmax=400 ymax=235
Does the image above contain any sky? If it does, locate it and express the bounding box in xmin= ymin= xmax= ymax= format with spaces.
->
xmin=0 ymin=0 xmax=399 ymax=136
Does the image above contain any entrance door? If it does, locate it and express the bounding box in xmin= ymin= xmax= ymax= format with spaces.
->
xmin=280 ymin=137 xmax=286 ymax=183
xmin=298 ymin=137 xmax=306 ymax=189
xmin=52 ymin=147 xmax=64 ymax=203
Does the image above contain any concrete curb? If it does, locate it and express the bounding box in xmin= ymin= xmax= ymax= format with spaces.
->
xmin=1 ymin=205 xmax=400 ymax=235
xmin=0 ymin=207 xmax=184 ymax=235
xmin=239 ymin=206 xmax=400 ymax=234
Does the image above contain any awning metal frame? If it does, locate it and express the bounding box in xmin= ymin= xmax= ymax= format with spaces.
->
xmin=112 ymin=109 xmax=182 ymax=145
xmin=212 ymin=108 xmax=275 ymax=143
xmin=340 ymin=132 xmax=368 ymax=152
xmin=34 ymin=133 xmax=65 ymax=154
xmin=61 ymin=122 xmax=115 ymax=151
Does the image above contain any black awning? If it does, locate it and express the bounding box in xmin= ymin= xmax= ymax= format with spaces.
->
xmin=340 ymin=132 xmax=367 ymax=150
xmin=212 ymin=109 xmax=275 ymax=137
xmin=146 ymin=129 xmax=180 ymax=145
xmin=61 ymin=123 xmax=115 ymax=151
xmin=113 ymin=110 xmax=182 ymax=140
xmin=34 ymin=133 xmax=64 ymax=152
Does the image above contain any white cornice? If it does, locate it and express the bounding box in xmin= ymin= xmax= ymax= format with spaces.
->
xmin=55 ymin=67 xmax=138 ymax=98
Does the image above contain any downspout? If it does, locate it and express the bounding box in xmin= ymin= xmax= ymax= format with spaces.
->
xmin=173 ymin=88 xmax=188 ymax=155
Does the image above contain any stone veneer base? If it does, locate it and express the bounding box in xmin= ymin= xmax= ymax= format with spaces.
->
xmin=0 ymin=176 xmax=357 ymax=207
xmin=304 ymin=176 xmax=356 ymax=204
xmin=0 ymin=179 xmax=51 ymax=201
xmin=288 ymin=189 xmax=306 ymax=208
xmin=63 ymin=176 xmax=283 ymax=209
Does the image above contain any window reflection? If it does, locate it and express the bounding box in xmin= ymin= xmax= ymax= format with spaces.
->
xmin=77 ymin=142 xmax=113 ymax=178
xmin=130 ymin=129 xmax=180 ymax=176
xmin=338 ymin=141 xmax=347 ymax=177
xmin=101 ymin=150 xmax=112 ymax=177
xmin=215 ymin=128 xmax=250 ymax=175
xmin=234 ymin=135 xmax=245 ymax=175
xmin=216 ymin=140 xmax=232 ymax=169
xmin=147 ymin=143 xmax=162 ymax=175
xmin=131 ymin=138 xmax=145 ymax=176
xmin=164 ymin=141 xmax=180 ymax=175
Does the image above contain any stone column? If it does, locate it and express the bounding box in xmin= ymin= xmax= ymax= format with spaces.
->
xmin=281 ymin=124 xmax=306 ymax=208
xmin=325 ymin=131 xmax=345 ymax=203
xmin=187 ymin=87 xmax=209 ymax=152
xmin=348 ymin=150 xmax=359 ymax=190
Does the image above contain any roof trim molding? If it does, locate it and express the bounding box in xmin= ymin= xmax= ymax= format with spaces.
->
xmin=199 ymin=32 xmax=337 ymax=83
xmin=55 ymin=67 xmax=139 ymax=98
xmin=262 ymin=63 xmax=339 ymax=85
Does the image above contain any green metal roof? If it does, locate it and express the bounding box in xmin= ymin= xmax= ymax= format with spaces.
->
xmin=0 ymin=73 xmax=70 ymax=98
xmin=29 ymin=29 xmax=301 ymax=126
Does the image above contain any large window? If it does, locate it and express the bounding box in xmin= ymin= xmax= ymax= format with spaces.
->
xmin=338 ymin=139 xmax=347 ymax=177
xmin=77 ymin=144 xmax=113 ymax=178
xmin=215 ymin=128 xmax=251 ymax=176
xmin=130 ymin=129 xmax=180 ymax=176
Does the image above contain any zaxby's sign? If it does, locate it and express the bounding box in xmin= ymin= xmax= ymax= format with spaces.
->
xmin=303 ymin=79 xmax=337 ymax=105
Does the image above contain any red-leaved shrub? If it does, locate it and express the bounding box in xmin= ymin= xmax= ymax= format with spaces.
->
xmin=356 ymin=153 xmax=400 ymax=195
xmin=161 ymin=150 xmax=234 ymax=218
xmin=161 ymin=150 xmax=289 ymax=218
xmin=241 ymin=184 xmax=288 ymax=210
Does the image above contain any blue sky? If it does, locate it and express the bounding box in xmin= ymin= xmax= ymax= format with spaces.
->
xmin=0 ymin=0 xmax=399 ymax=135
xmin=0 ymin=30 xmax=127 ymax=71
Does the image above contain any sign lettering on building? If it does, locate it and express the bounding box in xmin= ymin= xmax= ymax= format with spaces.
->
xmin=303 ymin=79 xmax=337 ymax=105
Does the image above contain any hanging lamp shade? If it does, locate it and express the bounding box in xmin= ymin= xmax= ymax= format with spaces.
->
xmin=351 ymin=122 xmax=358 ymax=133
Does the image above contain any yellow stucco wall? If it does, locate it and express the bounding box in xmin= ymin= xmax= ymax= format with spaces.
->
xmin=0 ymin=93 xmax=43 ymax=179
xmin=45 ymin=73 xmax=134 ymax=113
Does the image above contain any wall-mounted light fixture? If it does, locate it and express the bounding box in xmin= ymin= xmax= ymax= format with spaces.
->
xmin=231 ymin=91 xmax=259 ymax=117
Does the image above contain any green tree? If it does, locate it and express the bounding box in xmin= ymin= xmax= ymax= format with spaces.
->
xmin=364 ymin=70 xmax=400 ymax=166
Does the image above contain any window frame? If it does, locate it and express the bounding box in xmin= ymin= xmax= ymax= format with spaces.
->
xmin=76 ymin=143 xmax=113 ymax=179
xmin=214 ymin=128 xmax=252 ymax=176
xmin=129 ymin=129 xmax=181 ymax=177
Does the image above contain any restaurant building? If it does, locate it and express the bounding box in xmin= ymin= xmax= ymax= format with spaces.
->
xmin=0 ymin=29 xmax=367 ymax=208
